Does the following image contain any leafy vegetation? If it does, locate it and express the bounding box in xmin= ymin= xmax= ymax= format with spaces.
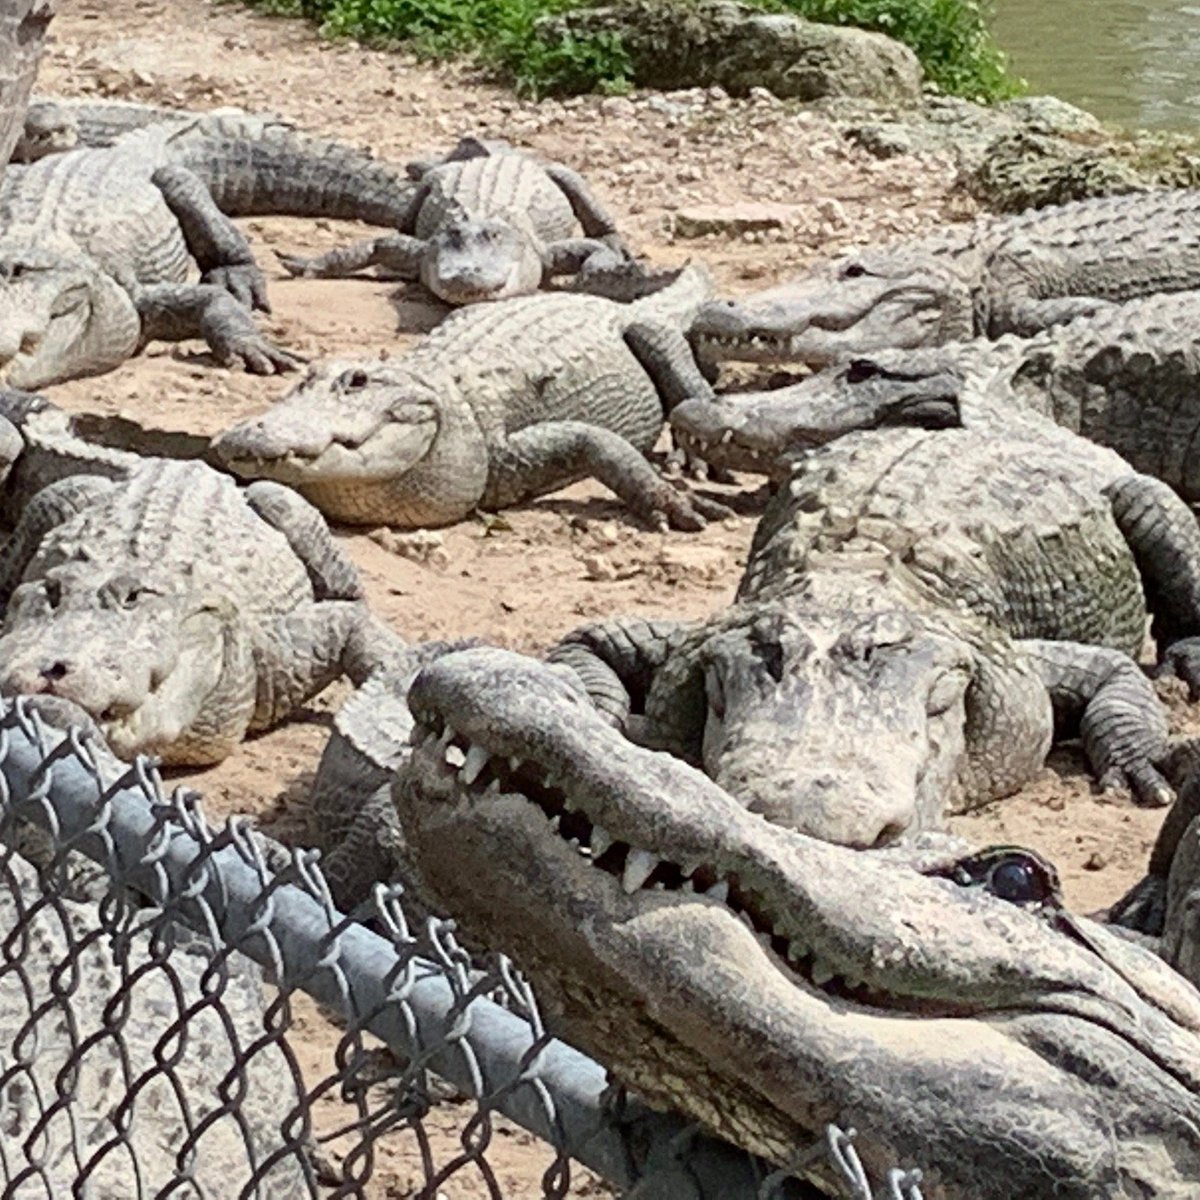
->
xmin=239 ymin=0 xmax=1020 ymax=102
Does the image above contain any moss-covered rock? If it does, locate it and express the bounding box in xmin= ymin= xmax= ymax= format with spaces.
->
xmin=535 ymin=0 xmax=923 ymax=102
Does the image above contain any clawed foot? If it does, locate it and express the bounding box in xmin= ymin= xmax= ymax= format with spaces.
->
xmin=213 ymin=331 xmax=306 ymax=375
xmin=645 ymin=479 xmax=733 ymax=532
xmin=276 ymin=251 xmax=322 ymax=279
xmin=203 ymin=263 xmax=271 ymax=312
xmin=1099 ymin=759 xmax=1175 ymax=809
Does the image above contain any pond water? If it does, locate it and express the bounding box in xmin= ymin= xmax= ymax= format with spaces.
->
xmin=991 ymin=0 xmax=1200 ymax=130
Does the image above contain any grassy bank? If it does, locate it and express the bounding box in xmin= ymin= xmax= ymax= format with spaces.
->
xmin=244 ymin=0 xmax=1021 ymax=102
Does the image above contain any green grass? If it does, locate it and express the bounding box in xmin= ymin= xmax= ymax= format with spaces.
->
xmin=240 ymin=0 xmax=1020 ymax=102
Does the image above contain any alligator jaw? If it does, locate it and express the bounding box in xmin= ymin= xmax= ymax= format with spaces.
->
xmin=395 ymin=648 xmax=1200 ymax=1194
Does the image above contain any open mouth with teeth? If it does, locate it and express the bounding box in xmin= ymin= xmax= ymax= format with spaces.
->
xmin=396 ymin=650 xmax=1200 ymax=1188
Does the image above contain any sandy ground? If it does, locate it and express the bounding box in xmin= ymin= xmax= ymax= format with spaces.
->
xmin=26 ymin=0 xmax=1186 ymax=1193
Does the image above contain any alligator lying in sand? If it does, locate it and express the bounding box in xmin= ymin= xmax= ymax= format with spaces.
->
xmin=0 ymin=404 xmax=399 ymax=763
xmin=547 ymin=420 xmax=1200 ymax=846
xmin=673 ymin=287 xmax=1200 ymax=496
xmin=0 ymin=107 xmax=435 ymax=386
xmin=278 ymin=135 xmax=632 ymax=305
xmin=211 ymin=265 xmax=729 ymax=531
xmin=689 ymin=187 xmax=1200 ymax=366
xmin=392 ymin=645 xmax=1200 ymax=1199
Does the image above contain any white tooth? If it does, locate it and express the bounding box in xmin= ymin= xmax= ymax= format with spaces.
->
xmin=681 ymin=879 xmax=696 ymax=893
xmin=706 ymin=880 xmax=730 ymax=904
xmin=437 ymin=726 xmax=455 ymax=752
xmin=591 ymin=826 xmax=613 ymax=857
xmin=786 ymin=938 xmax=806 ymax=963
xmin=811 ymin=959 xmax=836 ymax=987
xmin=484 ymin=779 xmax=502 ymax=796
xmin=549 ymin=814 xmax=561 ymax=833
xmin=738 ymin=911 xmax=756 ymax=933
xmin=508 ymin=756 xmax=522 ymax=773
xmin=720 ymin=429 xmax=733 ymax=445
xmin=678 ymin=858 xmax=702 ymax=879
xmin=460 ymin=743 xmax=488 ymax=785
xmin=622 ymin=848 xmax=658 ymax=893
xmin=756 ymin=931 xmax=772 ymax=949
xmin=444 ymin=744 xmax=466 ymax=768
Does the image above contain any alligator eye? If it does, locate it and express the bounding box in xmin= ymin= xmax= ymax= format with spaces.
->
xmin=841 ymin=262 xmax=867 ymax=279
xmin=43 ymin=578 xmax=61 ymax=609
xmin=342 ymin=369 xmax=370 ymax=391
xmin=845 ymin=359 xmax=881 ymax=384
xmin=948 ymin=847 xmax=1061 ymax=908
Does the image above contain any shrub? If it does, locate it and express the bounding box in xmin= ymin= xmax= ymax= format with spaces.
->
xmin=238 ymin=0 xmax=1020 ymax=102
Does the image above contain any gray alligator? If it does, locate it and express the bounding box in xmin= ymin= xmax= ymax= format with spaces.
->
xmin=689 ymin=188 xmax=1200 ymax=366
xmin=0 ymin=2 xmax=50 ymax=170
xmin=277 ymin=135 xmax=632 ymax=306
xmin=392 ymin=645 xmax=1200 ymax=1199
xmin=0 ymin=107 xmax=432 ymax=388
xmin=546 ymin=421 xmax=1200 ymax=847
xmin=672 ymin=288 xmax=1200 ymax=496
xmin=211 ymin=265 xmax=730 ymax=531
xmin=0 ymin=436 xmax=400 ymax=764
xmin=0 ymin=848 xmax=307 ymax=1196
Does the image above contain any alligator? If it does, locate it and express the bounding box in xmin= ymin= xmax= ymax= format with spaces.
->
xmin=0 ymin=447 xmax=402 ymax=764
xmin=0 ymin=847 xmax=308 ymax=1196
xmin=276 ymin=135 xmax=634 ymax=306
xmin=672 ymin=287 xmax=1200 ymax=496
xmin=0 ymin=2 xmax=50 ymax=170
xmin=211 ymin=265 xmax=731 ymax=531
xmin=689 ymin=187 xmax=1200 ymax=367
xmin=0 ymin=107 xmax=432 ymax=387
xmin=392 ymin=644 xmax=1200 ymax=1198
xmin=544 ymin=421 xmax=1200 ymax=847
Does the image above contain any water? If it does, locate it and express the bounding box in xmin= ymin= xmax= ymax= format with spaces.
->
xmin=991 ymin=0 xmax=1200 ymax=130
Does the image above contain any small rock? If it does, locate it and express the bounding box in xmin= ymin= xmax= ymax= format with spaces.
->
xmin=1083 ymin=851 xmax=1108 ymax=872
xmin=581 ymin=554 xmax=618 ymax=581
xmin=367 ymin=528 xmax=450 ymax=570
xmin=674 ymin=202 xmax=803 ymax=238
xmin=599 ymin=96 xmax=636 ymax=120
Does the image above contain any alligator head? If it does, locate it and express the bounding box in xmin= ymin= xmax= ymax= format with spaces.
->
xmin=211 ymin=359 xmax=489 ymax=527
xmin=0 ymin=233 xmax=138 ymax=389
xmin=670 ymin=349 xmax=966 ymax=477
xmin=690 ymin=251 xmax=976 ymax=367
xmin=395 ymin=646 xmax=1200 ymax=1199
xmin=11 ymin=100 xmax=78 ymax=161
xmin=0 ymin=560 xmax=255 ymax=764
xmin=419 ymin=207 xmax=545 ymax=306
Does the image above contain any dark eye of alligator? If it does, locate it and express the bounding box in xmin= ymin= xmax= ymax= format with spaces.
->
xmin=841 ymin=262 xmax=867 ymax=279
xmin=946 ymin=846 xmax=1062 ymax=908
xmin=342 ymin=369 xmax=370 ymax=390
xmin=845 ymin=359 xmax=882 ymax=384
xmin=43 ymin=578 xmax=61 ymax=609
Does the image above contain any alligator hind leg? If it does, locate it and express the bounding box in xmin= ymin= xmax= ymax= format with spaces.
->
xmin=244 ymin=481 xmax=363 ymax=601
xmin=277 ymin=233 xmax=427 ymax=281
xmin=485 ymin=421 xmax=732 ymax=532
xmin=151 ymin=164 xmax=269 ymax=312
xmin=1105 ymin=472 xmax=1200 ymax=694
xmin=0 ymin=475 xmax=115 ymax=605
xmin=1162 ymin=806 xmax=1200 ymax=986
xmin=542 ymin=162 xmax=626 ymax=248
xmin=1022 ymin=638 xmax=1173 ymax=808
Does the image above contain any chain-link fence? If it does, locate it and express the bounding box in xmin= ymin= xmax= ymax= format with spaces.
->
xmin=0 ymin=696 xmax=926 ymax=1199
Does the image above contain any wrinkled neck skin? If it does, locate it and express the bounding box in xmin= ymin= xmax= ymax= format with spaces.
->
xmin=689 ymin=252 xmax=977 ymax=369
xmin=0 ymin=234 xmax=138 ymax=388
xmin=211 ymin=360 xmax=490 ymax=527
xmin=397 ymin=648 xmax=1200 ymax=1200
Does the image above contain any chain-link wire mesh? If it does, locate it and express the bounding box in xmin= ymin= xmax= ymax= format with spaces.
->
xmin=0 ymin=696 xmax=925 ymax=1199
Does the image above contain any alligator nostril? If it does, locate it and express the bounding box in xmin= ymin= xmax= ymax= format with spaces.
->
xmin=39 ymin=661 xmax=68 ymax=681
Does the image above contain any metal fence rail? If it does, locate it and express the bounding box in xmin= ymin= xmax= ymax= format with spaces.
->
xmin=0 ymin=696 xmax=925 ymax=1199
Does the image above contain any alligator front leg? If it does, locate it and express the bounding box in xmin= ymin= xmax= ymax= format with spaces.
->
xmin=542 ymin=237 xmax=627 ymax=280
xmin=251 ymin=601 xmax=407 ymax=731
xmin=996 ymin=295 xmax=1118 ymax=338
xmin=1022 ymin=638 xmax=1173 ymax=807
xmin=484 ymin=421 xmax=731 ymax=532
xmin=151 ymin=164 xmax=270 ymax=312
xmin=0 ymin=475 xmax=115 ymax=605
xmin=134 ymin=282 xmax=304 ymax=375
xmin=1105 ymin=472 xmax=1200 ymax=694
xmin=244 ymin=481 xmax=363 ymax=601
xmin=547 ymin=616 xmax=692 ymax=729
xmin=542 ymin=162 xmax=626 ymax=249
xmin=277 ymin=233 xmax=427 ymax=281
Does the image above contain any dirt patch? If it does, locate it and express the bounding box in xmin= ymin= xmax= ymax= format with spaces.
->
xmin=29 ymin=0 xmax=1181 ymax=1192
